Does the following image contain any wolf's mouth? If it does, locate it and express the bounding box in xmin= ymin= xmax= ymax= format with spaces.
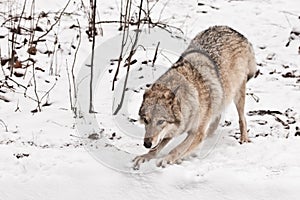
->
xmin=151 ymin=139 xmax=162 ymax=150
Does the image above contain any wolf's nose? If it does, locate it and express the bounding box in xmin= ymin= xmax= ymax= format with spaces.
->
xmin=144 ymin=138 xmax=152 ymax=148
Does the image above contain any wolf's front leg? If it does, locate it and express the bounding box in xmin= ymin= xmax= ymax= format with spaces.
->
xmin=133 ymin=138 xmax=171 ymax=170
xmin=156 ymin=133 xmax=196 ymax=168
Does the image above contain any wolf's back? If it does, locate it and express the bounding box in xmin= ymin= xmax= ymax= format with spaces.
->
xmin=181 ymin=25 xmax=256 ymax=105
xmin=186 ymin=26 xmax=249 ymax=67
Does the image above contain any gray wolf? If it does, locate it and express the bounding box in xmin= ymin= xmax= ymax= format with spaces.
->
xmin=133 ymin=25 xmax=256 ymax=169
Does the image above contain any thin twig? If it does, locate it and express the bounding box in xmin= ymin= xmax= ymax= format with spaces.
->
xmin=9 ymin=24 xmax=15 ymax=77
xmin=17 ymin=0 xmax=27 ymax=31
xmin=32 ymin=0 xmax=71 ymax=43
xmin=158 ymin=0 xmax=171 ymax=22
xmin=0 ymin=49 xmax=7 ymax=77
xmin=66 ymin=20 xmax=81 ymax=117
xmin=49 ymin=34 xmax=58 ymax=75
xmin=32 ymin=63 xmax=41 ymax=111
xmin=113 ymin=0 xmax=144 ymax=115
xmin=0 ymin=119 xmax=8 ymax=132
xmin=119 ymin=0 xmax=124 ymax=30
xmin=151 ymin=41 xmax=160 ymax=68
xmin=246 ymin=92 xmax=260 ymax=103
xmin=66 ymin=59 xmax=73 ymax=112
xmin=40 ymin=80 xmax=57 ymax=103
xmin=5 ymin=76 xmax=28 ymax=90
xmin=28 ymin=0 xmax=36 ymax=45
xmin=112 ymin=0 xmax=132 ymax=91
xmin=72 ymin=20 xmax=81 ymax=115
xmin=95 ymin=19 xmax=183 ymax=34
xmin=89 ymin=0 xmax=97 ymax=113
xmin=160 ymin=51 xmax=173 ymax=64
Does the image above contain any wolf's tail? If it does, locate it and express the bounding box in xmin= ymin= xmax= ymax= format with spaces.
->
xmin=246 ymin=45 xmax=257 ymax=82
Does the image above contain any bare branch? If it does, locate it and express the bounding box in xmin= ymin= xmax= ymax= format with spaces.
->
xmin=40 ymin=80 xmax=57 ymax=103
xmin=89 ymin=0 xmax=97 ymax=113
xmin=113 ymin=0 xmax=144 ymax=115
xmin=32 ymin=0 xmax=71 ymax=43
xmin=71 ymin=20 xmax=82 ymax=114
xmin=32 ymin=63 xmax=41 ymax=112
xmin=5 ymin=76 xmax=28 ymax=91
xmin=151 ymin=41 xmax=160 ymax=68
xmin=67 ymin=20 xmax=81 ymax=117
xmin=112 ymin=0 xmax=132 ymax=91
xmin=95 ymin=19 xmax=183 ymax=34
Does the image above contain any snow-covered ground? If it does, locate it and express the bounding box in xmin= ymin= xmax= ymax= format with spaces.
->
xmin=0 ymin=0 xmax=300 ymax=199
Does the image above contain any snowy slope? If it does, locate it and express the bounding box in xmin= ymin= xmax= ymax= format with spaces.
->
xmin=0 ymin=0 xmax=300 ymax=200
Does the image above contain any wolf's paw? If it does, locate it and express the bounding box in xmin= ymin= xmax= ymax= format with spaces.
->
xmin=240 ymin=136 xmax=251 ymax=144
xmin=156 ymin=154 xmax=180 ymax=168
xmin=132 ymin=153 xmax=155 ymax=170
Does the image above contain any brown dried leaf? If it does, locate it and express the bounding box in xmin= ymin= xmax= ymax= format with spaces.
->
xmin=27 ymin=46 xmax=37 ymax=55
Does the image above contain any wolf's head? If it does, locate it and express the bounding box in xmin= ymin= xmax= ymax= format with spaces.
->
xmin=139 ymin=83 xmax=181 ymax=149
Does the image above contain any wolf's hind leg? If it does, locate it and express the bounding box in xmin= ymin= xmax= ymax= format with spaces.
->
xmin=206 ymin=115 xmax=221 ymax=136
xmin=180 ymin=131 xmax=207 ymax=160
xmin=234 ymin=80 xmax=250 ymax=143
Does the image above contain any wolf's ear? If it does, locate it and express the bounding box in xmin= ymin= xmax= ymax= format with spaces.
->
xmin=166 ymin=86 xmax=180 ymax=101
xmin=173 ymin=86 xmax=180 ymax=95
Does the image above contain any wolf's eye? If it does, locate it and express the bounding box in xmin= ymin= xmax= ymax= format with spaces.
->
xmin=157 ymin=120 xmax=165 ymax=126
xmin=143 ymin=118 xmax=149 ymax=124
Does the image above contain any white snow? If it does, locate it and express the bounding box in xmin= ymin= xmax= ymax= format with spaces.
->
xmin=0 ymin=0 xmax=299 ymax=200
